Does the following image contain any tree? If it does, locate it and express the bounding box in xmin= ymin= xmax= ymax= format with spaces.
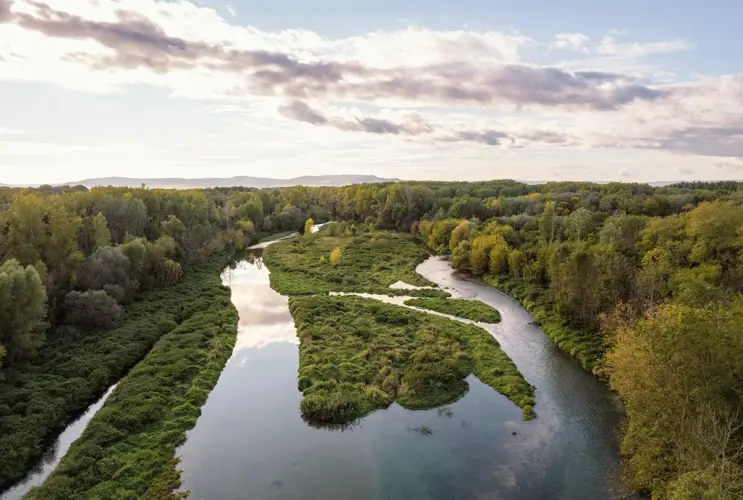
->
xmin=450 ymin=240 xmax=472 ymax=271
xmin=0 ymin=259 xmax=47 ymax=364
xmin=90 ymin=213 xmax=112 ymax=250
xmin=329 ymin=247 xmax=343 ymax=267
xmin=489 ymin=241 xmax=510 ymax=275
xmin=508 ymin=249 xmax=526 ymax=278
xmin=449 ymin=220 xmax=476 ymax=253
xmin=636 ymin=248 xmax=672 ymax=306
xmin=304 ymin=218 xmax=314 ymax=236
xmin=80 ymin=246 xmax=131 ymax=293
xmin=565 ymin=207 xmax=595 ymax=241
xmin=539 ymin=201 xmax=558 ymax=243
xmin=607 ymin=301 xmax=743 ymax=496
xmin=470 ymin=234 xmax=502 ymax=275
xmin=64 ymin=290 xmax=121 ymax=330
xmin=235 ymin=220 xmax=256 ymax=247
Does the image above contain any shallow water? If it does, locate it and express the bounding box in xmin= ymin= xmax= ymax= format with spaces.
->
xmin=0 ymin=384 xmax=118 ymax=500
xmin=177 ymin=252 xmax=623 ymax=499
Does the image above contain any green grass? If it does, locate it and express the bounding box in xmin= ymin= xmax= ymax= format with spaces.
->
xmin=263 ymin=230 xmax=448 ymax=297
xmin=404 ymin=297 xmax=501 ymax=323
xmin=290 ymin=295 xmax=535 ymax=424
xmin=25 ymin=259 xmax=238 ymax=500
xmin=483 ymin=275 xmax=605 ymax=374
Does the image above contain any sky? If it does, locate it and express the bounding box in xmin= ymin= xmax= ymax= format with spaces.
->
xmin=0 ymin=0 xmax=742 ymax=185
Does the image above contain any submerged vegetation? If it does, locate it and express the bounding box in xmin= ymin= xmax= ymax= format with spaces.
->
xmin=404 ymin=297 xmax=501 ymax=323
xmin=290 ymin=295 xmax=534 ymax=423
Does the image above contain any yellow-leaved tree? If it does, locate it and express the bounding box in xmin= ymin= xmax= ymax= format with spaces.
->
xmin=329 ymin=247 xmax=343 ymax=267
xmin=304 ymin=218 xmax=314 ymax=236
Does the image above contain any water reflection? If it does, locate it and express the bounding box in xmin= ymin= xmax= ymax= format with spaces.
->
xmin=177 ymin=252 xmax=622 ymax=500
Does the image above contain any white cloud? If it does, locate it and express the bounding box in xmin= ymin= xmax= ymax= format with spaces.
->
xmin=0 ymin=0 xmax=740 ymax=184
xmin=552 ymin=33 xmax=590 ymax=52
xmin=225 ymin=4 xmax=235 ymax=18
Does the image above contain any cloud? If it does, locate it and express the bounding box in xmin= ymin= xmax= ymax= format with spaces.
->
xmin=225 ymin=4 xmax=235 ymax=18
xmin=276 ymin=100 xmax=581 ymax=148
xmin=0 ymin=0 xmax=12 ymax=22
xmin=1 ymin=0 xmax=741 ymax=167
xmin=552 ymin=33 xmax=590 ymax=51
xmin=4 ymin=1 xmax=664 ymax=111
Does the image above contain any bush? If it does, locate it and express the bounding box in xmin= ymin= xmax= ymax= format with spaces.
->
xmin=64 ymin=290 xmax=122 ymax=330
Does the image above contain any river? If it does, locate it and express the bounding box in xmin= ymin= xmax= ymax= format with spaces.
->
xmin=176 ymin=249 xmax=623 ymax=500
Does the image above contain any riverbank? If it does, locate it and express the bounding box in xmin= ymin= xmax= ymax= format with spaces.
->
xmin=24 ymin=257 xmax=238 ymax=499
xmin=482 ymin=275 xmax=605 ymax=374
xmin=0 ymin=253 xmax=233 ymax=492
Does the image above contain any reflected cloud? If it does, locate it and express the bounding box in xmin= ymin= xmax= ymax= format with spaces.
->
xmin=223 ymin=254 xmax=300 ymax=357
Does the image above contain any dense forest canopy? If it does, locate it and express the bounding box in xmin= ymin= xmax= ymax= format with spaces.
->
xmin=2 ymin=178 xmax=743 ymax=498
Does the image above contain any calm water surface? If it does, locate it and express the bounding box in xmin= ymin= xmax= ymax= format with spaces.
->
xmin=177 ymin=252 xmax=622 ymax=500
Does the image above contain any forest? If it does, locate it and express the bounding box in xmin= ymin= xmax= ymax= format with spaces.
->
xmin=1 ymin=179 xmax=743 ymax=498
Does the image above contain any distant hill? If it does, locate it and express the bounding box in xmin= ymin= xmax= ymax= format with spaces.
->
xmin=61 ymin=174 xmax=399 ymax=189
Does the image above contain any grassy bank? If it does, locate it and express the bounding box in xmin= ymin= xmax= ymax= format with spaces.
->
xmin=263 ymin=230 xmax=448 ymax=297
xmin=404 ymin=297 xmax=501 ymax=323
xmin=25 ymin=259 xmax=237 ymax=499
xmin=291 ymin=295 xmax=534 ymax=423
xmin=0 ymin=255 xmax=232 ymax=491
xmin=483 ymin=275 xmax=605 ymax=373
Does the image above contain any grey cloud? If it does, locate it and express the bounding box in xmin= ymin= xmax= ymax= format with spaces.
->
xmin=9 ymin=2 xmax=664 ymax=111
xmin=654 ymin=126 xmax=743 ymax=157
xmin=278 ymin=100 xmax=416 ymax=136
xmin=278 ymin=100 xmax=327 ymax=125
xmin=0 ymin=0 xmax=12 ymax=23
xmin=456 ymin=130 xmax=509 ymax=146
xmin=277 ymin=100 xmax=517 ymax=146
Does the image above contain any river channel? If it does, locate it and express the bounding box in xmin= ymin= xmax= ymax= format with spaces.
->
xmin=176 ymin=246 xmax=623 ymax=499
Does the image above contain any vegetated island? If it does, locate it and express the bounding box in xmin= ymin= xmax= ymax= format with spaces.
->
xmin=404 ymin=297 xmax=501 ymax=323
xmin=264 ymin=226 xmax=535 ymax=423
xmin=263 ymin=222 xmax=448 ymax=298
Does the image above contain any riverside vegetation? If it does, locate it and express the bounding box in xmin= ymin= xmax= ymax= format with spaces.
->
xmin=0 ymin=185 xmax=329 ymax=494
xmin=403 ymin=297 xmax=501 ymax=323
xmin=265 ymin=228 xmax=535 ymax=422
xmin=3 ymin=180 xmax=743 ymax=498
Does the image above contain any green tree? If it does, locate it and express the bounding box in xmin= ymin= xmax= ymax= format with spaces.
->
xmin=508 ymin=249 xmax=526 ymax=278
xmin=0 ymin=259 xmax=47 ymax=363
xmin=64 ymin=290 xmax=122 ymax=330
xmin=451 ymin=240 xmax=472 ymax=271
